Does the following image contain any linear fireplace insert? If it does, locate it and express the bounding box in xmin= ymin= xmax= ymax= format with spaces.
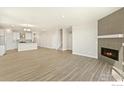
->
xmin=101 ymin=47 xmax=119 ymax=61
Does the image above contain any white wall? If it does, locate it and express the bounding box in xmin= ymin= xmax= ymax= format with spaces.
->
xmin=67 ymin=32 xmax=72 ymax=50
xmin=39 ymin=28 xmax=59 ymax=49
xmin=62 ymin=29 xmax=68 ymax=50
xmin=72 ymin=21 xmax=98 ymax=59
xmin=66 ymin=27 xmax=72 ymax=50
xmin=39 ymin=27 xmax=72 ymax=51
xmin=0 ymin=29 xmax=6 ymax=55
xmin=0 ymin=28 xmax=18 ymax=50
xmin=5 ymin=30 xmax=17 ymax=50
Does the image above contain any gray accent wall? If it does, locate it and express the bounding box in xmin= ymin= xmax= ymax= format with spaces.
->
xmin=98 ymin=8 xmax=124 ymax=35
xmin=98 ymin=8 xmax=124 ymax=71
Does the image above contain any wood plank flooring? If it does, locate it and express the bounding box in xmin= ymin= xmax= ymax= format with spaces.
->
xmin=0 ymin=48 xmax=115 ymax=81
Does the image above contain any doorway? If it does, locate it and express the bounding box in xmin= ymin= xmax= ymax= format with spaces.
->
xmin=58 ymin=27 xmax=72 ymax=53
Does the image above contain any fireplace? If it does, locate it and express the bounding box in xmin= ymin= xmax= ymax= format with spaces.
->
xmin=101 ymin=47 xmax=119 ymax=61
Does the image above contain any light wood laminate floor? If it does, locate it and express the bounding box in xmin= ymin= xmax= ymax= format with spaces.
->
xmin=0 ymin=48 xmax=115 ymax=81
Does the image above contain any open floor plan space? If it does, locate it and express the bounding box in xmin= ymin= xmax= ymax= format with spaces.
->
xmin=0 ymin=48 xmax=114 ymax=81
xmin=0 ymin=7 xmax=124 ymax=81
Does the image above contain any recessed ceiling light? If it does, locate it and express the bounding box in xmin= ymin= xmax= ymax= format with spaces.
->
xmin=27 ymin=29 xmax=31 ymax=31
xmin=24 ymin=28 xmax=27 ymax=31
xmin=6 ymin=29 xmax=11 ymax=33
xmin=62 ymin=15 xmax=65 ymax=18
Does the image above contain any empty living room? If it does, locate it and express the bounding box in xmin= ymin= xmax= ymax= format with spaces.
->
xmin=0 ymin=7 xmax=124 ymax=81
xmin=0 ymin=0 xmax=124 ymax=92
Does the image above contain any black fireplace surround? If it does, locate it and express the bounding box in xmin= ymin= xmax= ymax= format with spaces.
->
xmin=101 ymin=47 xmax=119 ymax=61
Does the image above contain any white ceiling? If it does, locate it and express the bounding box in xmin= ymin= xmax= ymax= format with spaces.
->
xmin=0 ymin=7 xmax=121 ymax=30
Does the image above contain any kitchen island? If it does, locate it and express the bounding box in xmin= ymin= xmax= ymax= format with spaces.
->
xmin=18 ymin=42 xmax=38 ymax=51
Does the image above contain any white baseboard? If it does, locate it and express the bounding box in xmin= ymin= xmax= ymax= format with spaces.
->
xmin=40 ymin=46 xmax=57 ymax=50
xmin=72 ymin=51 xmax=97 ymax=59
